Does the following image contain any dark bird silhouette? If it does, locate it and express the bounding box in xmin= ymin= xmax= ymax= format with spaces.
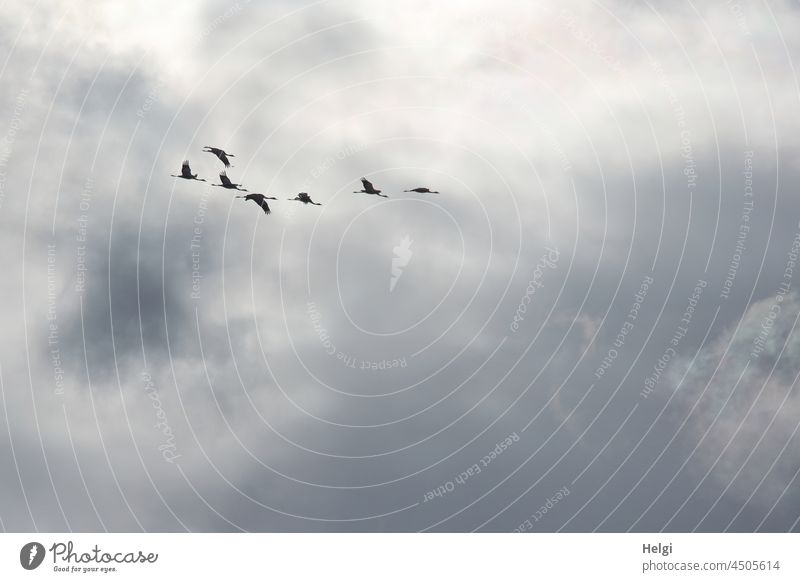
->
xmin=203 ymin=146 xmax=235 ymax=168
xmin=236 ymin=193 xmax=275 ymax=214
xmin=288 ymin=192 xmax=322 ymax=205
xmin=171 ymin=160 xmax=205 ymax=181
xmin=354 ymin=177 xmax=387 ymax=197
xmin=212 ymin=171 xmax=247 ymax=191
xmin=404 ymin=187 xmax=439 ymax=194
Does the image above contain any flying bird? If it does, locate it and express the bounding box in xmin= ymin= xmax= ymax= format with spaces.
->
xmin=288 ymin=192 xmax=322 ymax=205
xmin=203 ymin=146 xmax=235 ymax=167
xmin=212 ymin=171 xmax=247 ymax=191
xmin=236 ymin=193 xmax=275 ymax=215
xmin=354 ymin=177 xmax=387 ymax=198
xmin=171 ymin=160 xmax=205 ymax=181
xmin=404 ymin=187 xmax=439 ymax=194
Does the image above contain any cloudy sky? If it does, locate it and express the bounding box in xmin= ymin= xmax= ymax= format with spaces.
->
xmin=0 ymin=0 xmax=799 ymax=532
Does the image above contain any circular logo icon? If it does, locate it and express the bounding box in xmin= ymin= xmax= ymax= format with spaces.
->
xmin=20 ymin=542 xmax=45 ymax=570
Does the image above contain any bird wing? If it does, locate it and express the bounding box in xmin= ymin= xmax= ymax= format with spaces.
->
xmin=219 ymin=171 xmax=232 ymax=187
xmin=257 ymin=198 xmax=271 ymax=214
xmin=298 ymin=192 xmax=311 ymax=202
xmin=181 ymin=160 xmax=192 ymax=177
xmin=219 ymin=152 xmax=231 ymax=167
xmin=361 ymin=177 xmax=374 ymax=191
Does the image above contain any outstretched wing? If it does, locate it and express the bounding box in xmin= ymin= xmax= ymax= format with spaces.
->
xmin=219 ymin=171 xmax=233 ymax=187
xmin=257 ymin=198 xmax=271 ymax=214
xmin=361 ymin=177 xmax=374 ymax=191
xmin=218 ymin=152 xmax=231 ymax=167
xmin=181 ymin=160 xmax=192 ymax=178
xmin=298 ymin=192 xmax=311 ymax=202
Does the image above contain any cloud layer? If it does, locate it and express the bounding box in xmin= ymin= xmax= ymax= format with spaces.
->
xmin=0 ymin=0 xmax=799 ymax=532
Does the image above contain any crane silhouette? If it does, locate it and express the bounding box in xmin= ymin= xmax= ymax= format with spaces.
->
xmin=354 ymin=177 xmax=387 ymax=198
xmin=203 ymin=146 xmax=235 ymax=167
xmin=213 ymin=171 xmax=247 ymax=191
xmin=236 ymin=193 xmax=276 ymax=214
xmin=171 ymin=160 xmax=205 ymax=181
xmin=288 ymin=192 xmax=322 ymax=205
xmin=404 ymin=187 xmax=439 ymax=194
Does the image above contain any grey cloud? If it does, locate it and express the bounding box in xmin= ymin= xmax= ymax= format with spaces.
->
xmin=1 ymin=0 xmax=800 ymax=534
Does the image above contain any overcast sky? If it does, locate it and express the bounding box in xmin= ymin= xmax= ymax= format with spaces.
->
xmin=1 ymin=0 xmax=799 ymax=532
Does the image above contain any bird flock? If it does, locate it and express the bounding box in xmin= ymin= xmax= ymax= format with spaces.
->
xmin=172 ymin=146 xmax=440 ymax=215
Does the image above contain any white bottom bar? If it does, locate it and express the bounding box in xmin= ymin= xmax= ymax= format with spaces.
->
xmin=1 ymin=533 xmax=796 ymax=581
